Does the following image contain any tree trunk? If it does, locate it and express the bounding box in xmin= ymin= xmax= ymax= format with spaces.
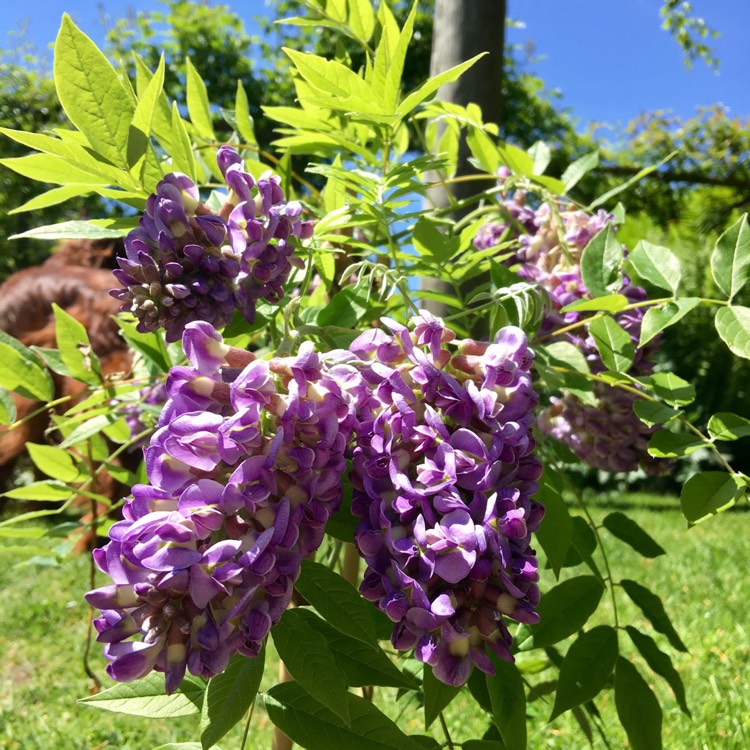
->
xmin=423 ymin=0 xmax=507 ymax=322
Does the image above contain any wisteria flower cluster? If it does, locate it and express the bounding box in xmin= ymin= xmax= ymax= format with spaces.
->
xmin=350 ymin=313 xmax=544 ymax=686
xmin=112 ymin=147 xmax=313 ymax=342
xmin=475 ymin=184 xmax=664 ymax=473
xmin=85 ymin=322 xmax=366 ymax=692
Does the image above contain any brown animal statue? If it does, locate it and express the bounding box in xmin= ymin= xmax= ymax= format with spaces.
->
xmin=0 ymin=239 xmax=134 ymax=549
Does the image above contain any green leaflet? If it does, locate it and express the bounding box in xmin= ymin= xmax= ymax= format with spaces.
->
xmin=54 ymin=15 xmax=135 ymax=167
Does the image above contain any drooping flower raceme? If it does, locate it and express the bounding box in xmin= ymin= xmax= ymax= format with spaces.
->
xmin=350 ymin=312 xmax=544 ymax=686
xmin=111 ymin=147 xmax=313 ymax=342
xmin=475 ymin=187 xmax=665 ymax=474
xmin=86 ymin=322 xmax=366 ymax=692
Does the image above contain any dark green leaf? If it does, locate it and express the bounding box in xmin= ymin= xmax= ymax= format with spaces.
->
xmin=707 ymin=412 xmax=750 ymax=441
xmin=711 ymin=214 xmax=750 ymax=300
xmin=518 ymin=576 xmax=604 ymax=651
xmin=486 ymin=654 xmax=526 ymax=750
xmin=680 ymin=471 xmax=743 ymax=525
xmin=317 ymin=287 xmax=369 ymax=329
xmin=649 ymin=372 xmax=695 ymax=406
xmin=313 ymin=618 xmax=417 ymax=689
xmin=115 ymin=318 xmax=171 ymax=373
xmin=271 ymin=608 xmax=351 ymax=724
xmin=423 ymin=666 xmax=460 ymax=729
xmin=587 ymin=316 xmax=634 ymax=372
xmin=264 ymin=681 xmax=424 ymax=750
xmin=602 ymin=512 xmax=666 ymax=558
xmin=614 ymin=658 xmax=662 ymax=750
xmin=550 ymin=625 xmax=618 ymax=720
xmin=626 ymin=626 xmax=690 ymax=715
xmin=79 ymin=673 xmax=204 ymax=718
xmin=467 ymin=668 xmax=493 ymax=714
xmin=54 ymin=15 xmax=135 ymax=167
xmin=296 ymin=560 xmax=378 ymax=647
xmin=715 ymin=305 xmax=750 ymax=359
xmin=580 ymin=226 xmax=623 ymax=297
xmin=533 ymin=469 xmax=573 ymax=578
xmin=633 ymin=400 xmax=680 ymax=427
xmin=200 ymin=648 xmax=265 ymax=750
xmin=639 ymin=298 xmax=701 ymax=347
xmin=620 ymin=579 xmax=687 ymax=652
xmin=647 ymin=429 xmax=705 ymax=458
xmin=629 ymin=241 xmax=682 ymax=294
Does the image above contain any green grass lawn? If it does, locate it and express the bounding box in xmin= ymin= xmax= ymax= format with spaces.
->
xmin=1 ymin=493 xmax=748 ymax=750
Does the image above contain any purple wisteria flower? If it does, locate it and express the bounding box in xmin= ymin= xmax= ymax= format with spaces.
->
xmin=111 ymin=147 xmax=313 ymax=342
xmin=86 ymin=322 xmax=367 ymax=692
xmin=350 ymin=312 xmax=544 ymax=686
xmin=474 ymin=186 xmax=667 ymax=474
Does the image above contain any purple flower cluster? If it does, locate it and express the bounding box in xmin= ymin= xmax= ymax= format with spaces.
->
xmin=86 ymin=322 xmax=366 ymax=692
xmin=350 ymin=313 xmax=544 ymax=686
xmin=475 ymin=189 xmax=665 ymax=474
xmin=112 ymin=147 xmax=313 ymax=342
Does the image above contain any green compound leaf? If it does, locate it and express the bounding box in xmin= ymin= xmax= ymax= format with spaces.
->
xmin=680 ymin=471 xmax=743 ymax=525
xmin=639 ymin=298 xmax=701 ymax=347
xmin=626 ymin=626 xmax=690 ymax=716
xmin=602 ymin=512 xmax=666 ymax=558
xmin=54 ymin=15 xmax=135 ymax=167
xmin=711 ymin=214 xmax=750 ymax=301
xmin=580 ymin=225 xmax=623 ymax=297
xmin=614 ymin=658 xmax=663 ymax=750
xmin=79 ymin=673 xmax=204 ymax=718
xmin=271 ymin=608 xmax=351 ymax=724
xmin=707 ymin=412 xmax=750 ymax=441
xmin=588 ymin=315 xmax=634 ymax=373
xmin=550 ymin=625 xmax=618 ymax=721
xmin=518 ymin=576 xmax=604 ymax=651
xmin=296 ymin=560 xmax=378 ymax=647
xmin=620 ymin=579 xmax=687 ymax=652
xmin=264 ymin=681 xmax=424 ymax=750
xmin=200 ymin=648 xmax=265 ymax=750
xmin=629 ymin=240 xmax=682 ymax=294
xmin=486 ymin=655 xmax=527 ymax=750
xmin=715 ymin=305 xmax=750 ymax=359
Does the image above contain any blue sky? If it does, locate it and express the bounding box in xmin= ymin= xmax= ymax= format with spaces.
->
xmin=2 ymin=0 xmax=746 ymax=129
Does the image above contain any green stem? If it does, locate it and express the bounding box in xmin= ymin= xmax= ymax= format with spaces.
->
xmin=563 ymin=473 xmax=619 ymax=629
xmin=239 ymin=700 xmax=256 ymax=750
xmin=438 ymin=711 xmax=455 ymax=750
xmin=536 ymin=296 xmax=729 ymax=343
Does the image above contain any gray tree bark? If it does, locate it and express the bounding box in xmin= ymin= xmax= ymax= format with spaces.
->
xmin=423 ymin=0 xmax=507 ymax=322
